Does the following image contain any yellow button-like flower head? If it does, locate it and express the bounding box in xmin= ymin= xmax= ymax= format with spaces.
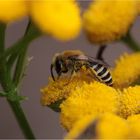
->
xmin=96 ymin=113 xmax=129 ymax=139
xmin=83 ymin=0 xmax=138 ymax=44
xmin=60 ymin=82 xmax=119 ymax=130
xmin=41 ymin=73 xmax=94 ymax=106
xmin=136 ymin=1 xmax=140 ymax=14
xmin=127 ymin=114 xmax=140 ymax=138
xmin=65 ymin=113 xmax=129 ymax=139
xmin=30 ymin=0 xmax=81 ymax=41
xmin=65 ymin=114 xmax=96 ymax=139
xmin=0 ymin=0 xmax=28 ymax=23
xmin=112 ymin=53 xmax=140 ymax=88
xmin=119 ymin=86 xmax=140 ymax=118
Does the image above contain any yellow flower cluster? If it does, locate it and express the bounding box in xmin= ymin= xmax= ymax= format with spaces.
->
xmin=112 ymin=53 xmax=140 ymax=88
xmin=127 ymin=114 xmax=140 ymax=138
xmin=119 ymin=86 xmax=140 ymax=118
xmin=0 ymin=0 xmax=28 ymax=23
xmin=60 ymin=82 xmax=119 ymax=130
xmin=136 ymin=1 xmax=140 ymax=14
xmin=1 ymin=0 xmax=140 ymax=42
xmin=65 ymin=114 xmax=97 ymax=139
xmin=96 ymin=113 xmax=128 ymax=139
xmin=60 ymin=85 xmax=140 ymax=131
xmin=41 ymin=73 xmax=94 ymax=106
xmin=66 ymin=113 xmax=140 ymax=139
xmin=41 ymin=52 xmax=140 ymax=138
xmin=83 ymin=0 xmax=138 ymax=44
xmin=0 ymin=0 xmax=81 ymax=41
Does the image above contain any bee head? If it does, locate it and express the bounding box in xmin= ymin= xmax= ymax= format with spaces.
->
xmin=51 ymin=53 xmax=68 ymax=81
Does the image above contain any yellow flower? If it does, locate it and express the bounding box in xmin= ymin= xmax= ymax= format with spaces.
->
xmin=30 ymin=0 xmax=81 ymax=41
xmin=112 ymin=53 xmax=140 ymax=88
xmin=83 ymin=0 xmax=138 ymax=44
xmin=119 ymin=86 xmax=140 ymax=118
xmin=65 ymin=114 xmax=96 ymax=139
xmin=136 ymin=1 xmax=140 ymax=14
xmin=127 ymin=114 xmax=140 ymax=138
xmin=60 ymin=82 xmax=119 ymax=130
xmin=0 ymin=0 xmax=28 ymax=23
xmin=40 ymin=51 xmax=140 ymax=139
xmin=40 ymin=73 xmax=94 ymax=106
xmin=65 ymin=113 xmax=129 ymax=139
xmin=97 ymin=113 xmax=129 ymax=139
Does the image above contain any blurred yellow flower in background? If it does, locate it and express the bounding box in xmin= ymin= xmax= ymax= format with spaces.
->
xmin=0 ymin=0 xmax=28 ymax=23
xmin=65 ymin=114 xmax=97 ymax=139
xmin=0 ymin=0 xmax=81 ymax=41
xmin=127 ymin=114 xmax=140 ymax=138
xmin=112 ymin=53 xmax=140 ymax=88
xmin=66 ymin=114 xmax=140 ymax=139
xmin=136 ymin=1 xmax=140 ymax=14
xmin=96 ymin=113 xmax=129 ymax=139
xmin=66 ymin=113 xmax=129 ymax=139
xmin=65 ymin=114 xmax=140 ymax=139
xmin=60 ymin=82 xmax=119 ymax=130
xmin=83 ymin=0 xmax=138 ymax=44
xmin=30 ymin=0 xmax=81 ymax=41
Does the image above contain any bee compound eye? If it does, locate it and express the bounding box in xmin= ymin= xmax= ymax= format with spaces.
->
xmin=55 ymin=60 xmax=62 ymax=74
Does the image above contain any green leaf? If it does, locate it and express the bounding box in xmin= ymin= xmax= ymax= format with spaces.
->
xmin=48 ymin=99 xmax=64 ymax=112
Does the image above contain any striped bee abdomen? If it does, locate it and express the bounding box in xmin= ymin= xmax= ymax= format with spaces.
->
xmin=91 ymin=63 xmax=113 ymax=86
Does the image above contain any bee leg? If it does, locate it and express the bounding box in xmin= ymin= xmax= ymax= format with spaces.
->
xmin=64 ymin=67 xmax=75 ymax=86
xmin=96 ymin=44 xmax=106 ymax=61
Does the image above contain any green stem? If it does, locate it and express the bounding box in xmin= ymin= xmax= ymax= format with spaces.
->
xmin=0 ymin=23 xmax=5 ymax=52
xmin=1 ymin=21 xmax=32 ymax=60
xmin=0 ymin=24 xmax=12 ymax=90
xmin=122 ymin=32 xmax=140 ymax=52
xmin=7 ymin=100 xmax=35 ymax=139
xmin=7 ymin=53 xmax=18 ymax=70
xmin=0 ymin=23 xmax=40 ymax=139
xmin=0 ymin=76 xmax=35 ymax=139
xmin=13 ymin=47 xmax=28 ymax=86
xmin=13 ymin=23 xmax=40 ymax=87
xmin=10 ymin=24 xmax=40 ymax=138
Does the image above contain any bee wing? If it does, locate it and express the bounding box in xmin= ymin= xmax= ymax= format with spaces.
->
xmin=86 ymin=55 xmax=110 ymax=68
xmin=68 ymin=55 xmax=110 ymax=68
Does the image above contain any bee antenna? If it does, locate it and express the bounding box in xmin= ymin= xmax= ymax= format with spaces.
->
xmin=50 ymin=64 xmax=55 ymax=81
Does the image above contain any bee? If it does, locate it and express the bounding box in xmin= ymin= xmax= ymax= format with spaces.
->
xmin=50 ymin=50 xmax=113 ymax=86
